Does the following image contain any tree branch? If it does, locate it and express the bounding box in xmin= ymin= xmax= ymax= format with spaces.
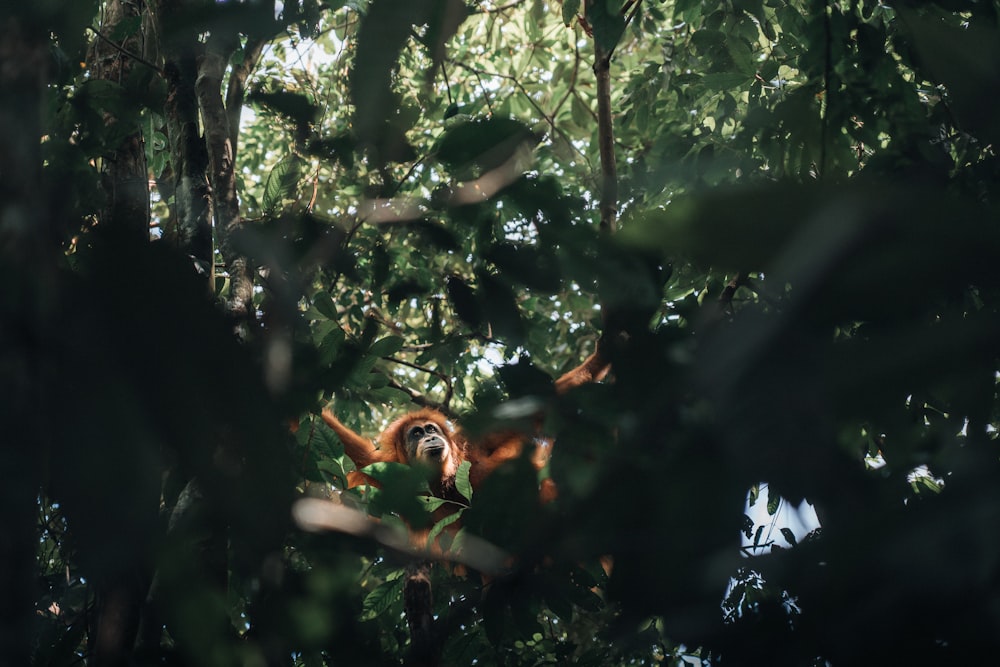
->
xmin=386 ymin=378 xmax=457 ymax=420
xmin=86 ymin=25 xmax=164 ymax=75
xmin=717 ymin=272 xmax=749 ymax=311
xmin=467 ymin=0 xmax=528 ymax=14
xmin=197 ymin=33 xmax=252 ymax=320
xmin=594 ymin=43 xmax=617 ymax=235
xmin=225 ymin=36 xmax=266 ymax=159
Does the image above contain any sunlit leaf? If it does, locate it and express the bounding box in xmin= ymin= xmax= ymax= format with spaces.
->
xmin=262 ymin=154 xmax=303 ymax=214
xmin=361 ymin=577 xmax=404 ymax=620
xmin=456 ymin=459 xmax=473 ymax=502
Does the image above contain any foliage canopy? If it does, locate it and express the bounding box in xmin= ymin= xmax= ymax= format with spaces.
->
xmin=4 ymin=0 xmax=1000 ymax=665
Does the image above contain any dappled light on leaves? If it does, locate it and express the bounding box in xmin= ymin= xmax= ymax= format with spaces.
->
xmin=8 ymin=0 xmax=1000 ymax=665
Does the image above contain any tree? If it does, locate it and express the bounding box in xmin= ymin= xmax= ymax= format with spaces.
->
xmin=4 ymin=0 xmax=1000 ymax=665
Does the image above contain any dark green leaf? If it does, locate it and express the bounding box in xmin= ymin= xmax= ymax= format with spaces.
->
xmin=305 ymin=133 xmax=356 ymax=168
xmin=477 ymin=270 xmax=525 ymax=346
xmin=898 ymin=8 xmax=1000 ymax=144
xmin=456 ymin=459 xmax=473 ymax=502
xmin=436 ymin=117 xmax=540 ymax=180
xmin=368 ymin=335 xmax=405 ymax=358
xmin=446 ymin=275 xmax=483 ymax=328
xmin=563 ymin=0 xmax=581 ymax=25
xmin=702 ymin=72 xmax=749 ymax=91
xmin=587 ymin=0 xmax=627 ymax=53
xmin=361 ymin=576 xmax=404 ymax=620
xmin=248 ymin=90 xmax=319 ymax=130
xmin=485 ymin=242 xmax=561 ymax=293
xmin=262 ymin=154 xmax=303 ymax=214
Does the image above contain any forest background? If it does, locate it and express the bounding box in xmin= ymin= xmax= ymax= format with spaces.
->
xmin=3 ymin=0 xmax=1000 ymax=665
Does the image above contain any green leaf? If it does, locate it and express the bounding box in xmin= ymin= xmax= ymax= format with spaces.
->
xmin=418 ymin=496 xmax=451 ymax=512
xmin=780 ymin=527 xmax=797 ymax=546
xmin=485 ymin=243 xmax=561 ymax=292
xmin=766 ymin=492 xmax=780 ymax=516
xmin=588 ymin=0 xmax=627 ymax=53
xmin=352 ymin=0 xmax=467 ymax=154
xmin=456 ymin=459 xmax=473 ymax=502
xmin=305 ymin=132 xmax=356 ymax=169
xmin=702 ymin=72 xmax=750 ymax=91
xmin=262 ymin=154 xmax=303 ymax=214
xmin=898 ymin=8 xmax=1000 ymax=145
xmin=368 ymin=386 xmax=412 ymax=404
xmin=313 ymin=292 xmax=338 ymax=320
xmin=435 ymin=117 xmax=539 ymax=180
xmin=477 ymin=270 xmax=525 ymax=346
xmin=562 ymin=0 xmax=581 ymax=25
xmin=673 ymin=0 xmax=701 ymax=21
xmin=362 ymin=462 xmax=433 ymax=526
xmin=248 ymin=90 xmax=319 ymax=130
xmin=361 ymin=577 xmax=404 ymax=620
xmin=446 ymin=275 xmax=483 ymax=328
xmin=425 ymin=510 xmax=463 ymax=548
xmin=368 ymin=335 xmax=405 ymax=358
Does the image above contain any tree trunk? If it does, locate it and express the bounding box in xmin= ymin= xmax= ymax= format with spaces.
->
xmin=155 ymin=0 xmax=213 ymax=276
xmin=196 ymin=32 xmax=253 ymax=321
xmin=89 ymin=0 xmax=151 ymax=242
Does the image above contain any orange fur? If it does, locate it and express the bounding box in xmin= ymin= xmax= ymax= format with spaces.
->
xmin=321 ymin=347 xmax=608 ymax=504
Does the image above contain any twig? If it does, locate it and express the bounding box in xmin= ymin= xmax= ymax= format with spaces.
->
xmin=467 ymin=65 xmax=494 ymax=116
xmin=446 ymin=58 xmax=594 ymax=173
xmin=389 ymin=155 xmax=428 ymax=198
xmin=624 ymin=0 xmax=643 ymax=28
xmin=441 ymin=59 xmax=455 ymax=107
xmin=386 ymin=378 xmax=456 ymax=419
xmin=550 ymin=38 xmax=581 ymax=119
xmin=384 ymin=356 xmax=453 ymax=387
xmin=467 ymin=0 xmax=529 ymax=14
xmin=86 ymin=25 xmax=163 ymax=75
xmin=717 ymin=272 xmax=749 ymax=311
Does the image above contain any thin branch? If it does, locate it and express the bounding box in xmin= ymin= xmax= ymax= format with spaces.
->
xmin=717 ymin=272 xmax=749 ymax=311
xmin=441 ymin=59 xmax=454 ymax=107
xmin=467 ymin=64 xmax=495 ymax=116
xmin=389 ymin=154 xmax=428 ymax=198
xmin=623 ymin=0 xmax=643 ymax=29
xmin=86 ymin=25 xmax=163 ymax=75
xmin=467 ymin=0 xmax=529 ymax=14
xmin=446 ymin=58 xmax=594 ymax=173
xmin=225 ymin=36 xmax=266 ymax=158
xmin=384 ymin=356 xmax=453 ymax=388
xmin=550 ymin=37 xmax=582 ymax=119
xmin=386 ymin=378 xmax=456 ymax=419
xmin=197 ymin=34 xmax=250 ymax=318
